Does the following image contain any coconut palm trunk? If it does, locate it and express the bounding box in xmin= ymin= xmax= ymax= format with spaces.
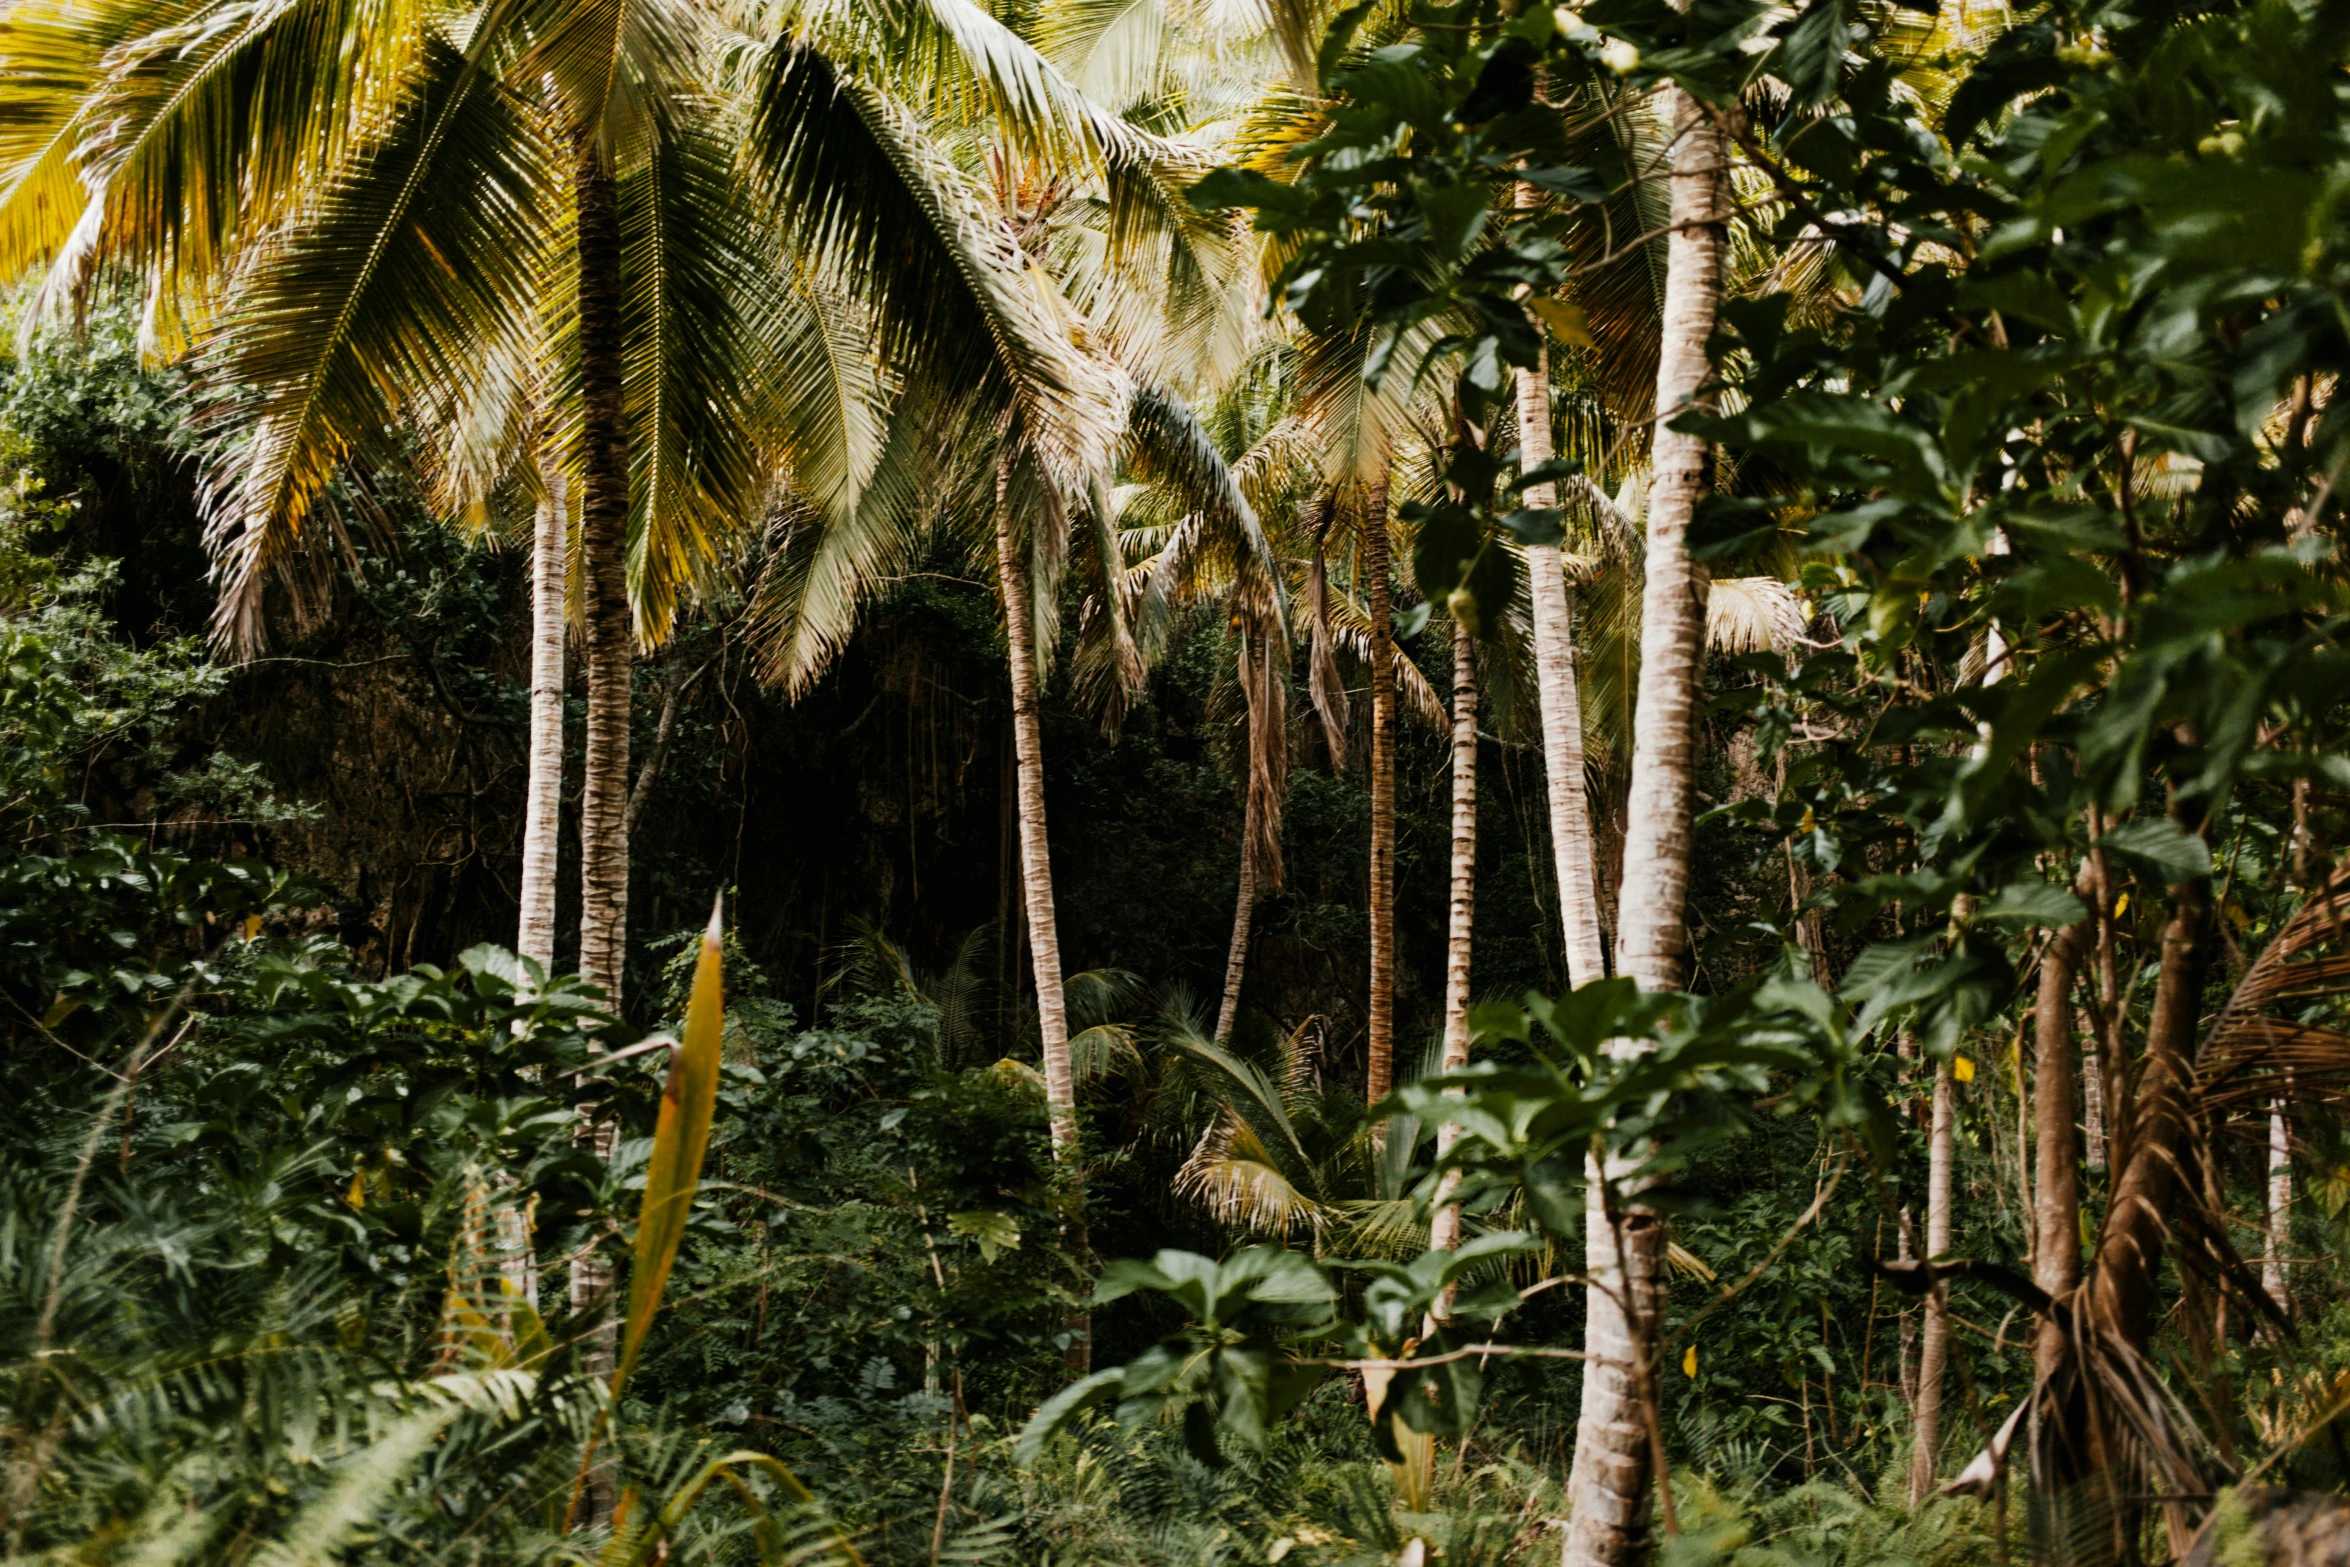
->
xmin=1516 ymin=241 xmax=1606 ymax=994
xmin=1364 ymin=481 xmax=1397 ymax=1107
xmin=518 ymin=463 xmax=568 ymax=970
xmin=1909 ymin=1061 xmax=1955 ymax=1503
xmin=993 ymin=454 xmax=1076 ymax=1159
xmin=1217 ymin=623 xmax=1286 ymax=1041
xmin=573 ymin=138 xmax=633 ymax=1012
xmin=1429 ymin=618 xmax=1479 ymax=1262
xmin=1216 ymin=791 xmax=1258 ymax=1043
xmin=1559 ymin=74 xmax=1727 ymax=1567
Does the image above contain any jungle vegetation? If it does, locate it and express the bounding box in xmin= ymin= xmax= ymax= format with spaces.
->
xmin=2 ymin=0 xmax=2350 ymax=1562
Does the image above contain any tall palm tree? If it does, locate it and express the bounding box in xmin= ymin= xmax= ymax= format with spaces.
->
xmin=1561 ymin=62 xmax=1731 ymax=1567
xmin=518 ymin=458 xmax=568 ymax=969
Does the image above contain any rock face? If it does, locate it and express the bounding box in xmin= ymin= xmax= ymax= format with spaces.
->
xmin=2187 ymin=1488 xmax=2350 ymax=1567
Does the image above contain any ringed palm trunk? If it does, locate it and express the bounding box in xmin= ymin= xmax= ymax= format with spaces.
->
xmin=1909 ymin=1061 xmax=1955 ymax=1504
xmin=1218 ymin=624 xmax=1285 ymax=1041
xmin=567 ymin=133 xmax=630 ymax=1520
xmin=1561 ymin=73 xmax=1726 ymax=1567
xmin=1429 ymin=618 xmax=1479 ymax=1266
xmin=1364 ymin=482 xmax=1397 ymax=1108
xmin=574 ymin=139 xmax=633 ymax=1012
xmin=993 ymin=456 xmax=1076 ymax=1159
xmin=1215 ymin=791 xmax=1258 ymax=1042
xmin=518 ymin=461 xmax=568 ymax=971
xmin=1516 ymin=205 xmax=1607 ymax=994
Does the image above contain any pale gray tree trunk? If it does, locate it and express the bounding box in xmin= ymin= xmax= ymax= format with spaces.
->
xmin=1560 ymin=76 xmax=1726 ymax=1567
xmin=1909 ymin=1063 xmax=1955 ymax=1504
xmin=1217 ymin=624 xmax=1285 ymax=1041
xmin=2263 ymin=1101 xmax=2292 ymax=1314
xmin=1516 ymin=178 xmax=1608 ymax=994
xmin=519 ymin=466 xmax=567 ymax=971
xmin=1429 ymin=619 xmax=1479 ymax=1263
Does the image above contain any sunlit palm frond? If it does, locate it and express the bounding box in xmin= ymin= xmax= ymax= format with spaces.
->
xmin=744 ymin=41 xmax=1120 ymax=490
xmin=195 ymin=36 xmax=557 ymax=654
xmin=744 ymin=430 xmax=930 ymax=694
xmin=1704 ymin=575 xmax=1807 ymax=655
xmin=613 ymin=112 xmax=781 ymax=642
xmin=18 ymin=0 xmax=424 ymax=351
xmin=1176 ymin=1119 xmax=1328 ymax=1235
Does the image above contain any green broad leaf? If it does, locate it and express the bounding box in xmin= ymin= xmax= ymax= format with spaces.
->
xmin=1189 ymin=167 xmax=1304 ymax=214
xmin=1974 ymin=881 xmax=2088 ymax=928
xmin=948 ymin=1208 xmax=1021 ymax=1262
xmin=1013 ymin=1369 xmax=1125 ymax=1465
xmin=2101 ymin=817 xmax=2212 ymax=886
xmin=1527 ymin=296 xmax=1594 ymax=347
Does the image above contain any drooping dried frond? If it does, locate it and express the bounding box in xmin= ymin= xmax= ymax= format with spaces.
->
xmin=1705 ymin=575 xmax=1808 ymax=655
xmin=1318 ymin=579 xmax=1448 ymax=730
xmin=2201 ymin=859 xmax=2350 ymax=1115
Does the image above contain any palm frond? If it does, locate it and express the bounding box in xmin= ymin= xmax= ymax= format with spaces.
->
xmin=744 ymin=41 xmax=1120 ymax=490
xmin=195 ymin=34 xmax=556 ymax=653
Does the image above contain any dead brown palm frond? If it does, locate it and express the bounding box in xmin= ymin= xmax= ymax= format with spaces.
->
xmin=2201 ymin=861 xmax=2350 ymax=1112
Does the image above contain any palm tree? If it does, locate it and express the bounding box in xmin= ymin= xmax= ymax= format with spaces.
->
xmin=1426 ymin=612 xmax=1477 ymax=1260
xmin=518 ymin=458 xmax=568 ymax=970
xmin=1561 ymin=63 xmax=1732 ymax=1567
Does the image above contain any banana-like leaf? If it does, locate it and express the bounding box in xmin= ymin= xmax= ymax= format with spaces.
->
xmin=612 ymin=895 xmax=726 ymax=1399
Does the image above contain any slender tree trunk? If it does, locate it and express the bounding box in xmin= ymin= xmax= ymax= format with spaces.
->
xmin=519 ymin=464 xmax=568 ymax=971
xmin=574 ymin=138 xmax=633 ymax=1012
xmin=623 ymin=648 xmax=694 ymax=843
xmin=1215 ymin=790 xmax=1257 ymax=1042
xmin=1561 ymin=73 xmax=1725 ymax=1567
xmin=565 ymin=144 xmax=630 ymax=1488
xmin=1364 ymin=482 xmax=1397 ymax=1107
xmin=2087 ymin=875 xmax=2209 ymax=1351
xmin=1218 ymin=625 xmax=1285 ymax=1041
xmin=993 ymin=455 xmax=1076 ymax=1160
xmin=1429 ymin=620 xmax=1479 ymax=1262
xmin=1520 ymin=364 xmax=1607 ymax=990
xmin=1909 ymin=1063 xmax=1955 ymax=1504
xmin=2262 ymin=1099 xmax=2292 ymax=1315
xmin=2034 ymin=903 xmax=2093 ymax=1389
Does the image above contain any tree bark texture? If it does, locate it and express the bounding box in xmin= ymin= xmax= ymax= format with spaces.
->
xmin=2264 ymin=1101 xmax=2293 ymax=1314
xmin=573 ymin=139 xmax=633 ymax=1011
xmin=995 ymin=456 xmax=1077 ymax=1160
xmin=2087 ymin=879 xmax=2209 ymax=1351
xmin=1561 ymin=77 xmax=1725 ymax=1567
xmin=1429 ymin=619 xmax=1479 ymax=1262
xmin=518 ymin=464 xmax=568 ymax=971
xmin=1215 ymin=789 xmax=1258 ymax=1044
xmin=2034 ymin=901 xmax=2093 ymax=1389
xmin=1218 ymin=623 xmax=1286 ymax=1041
xmin=1515 ymin=187 xmax=1608 ymax=991
xmin=1364 ymin=482 xmax=1396 ymax=1107
xmin=1909 ymin=1062 xmax=1955 ymax=1505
